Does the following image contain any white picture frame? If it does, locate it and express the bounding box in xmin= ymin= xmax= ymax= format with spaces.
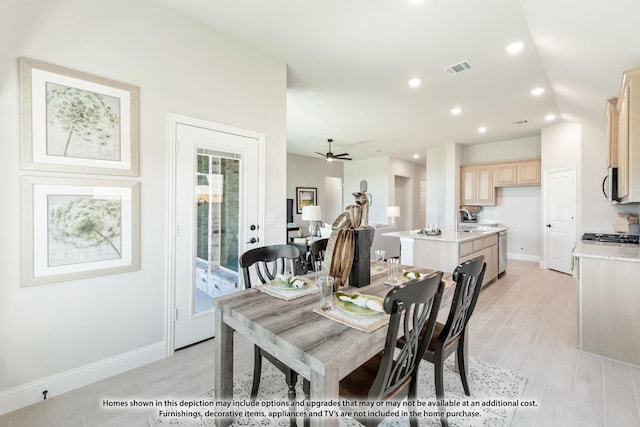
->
xmin=22 ymin=176 xmax=140 ymax=286
xmin=19 ymin=57 xmax=139 ymax=176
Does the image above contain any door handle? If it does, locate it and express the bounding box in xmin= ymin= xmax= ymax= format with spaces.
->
xmin=246 ymin=237 xmax=258 ymax=244
xmin=546 ymin=224 xmax=552 ymax=228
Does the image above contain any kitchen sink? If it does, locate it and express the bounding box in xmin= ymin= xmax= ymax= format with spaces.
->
xmin=457 ymin=226 xmax=494 ymax=233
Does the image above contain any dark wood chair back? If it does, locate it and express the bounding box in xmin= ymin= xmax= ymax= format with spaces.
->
xmin=439 ymin=256 xmax=486 ymax=349
xmin=369 ymin=272 xmax=444 ymax=400
xmin=310 ymin=238 xmax=329 ymax=268
xmin=239 ymin=244 xmax=300 ymax=288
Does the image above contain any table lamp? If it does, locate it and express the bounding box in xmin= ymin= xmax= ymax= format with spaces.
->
xmin=301 ymin=205 xmax=322 ymax=237
xmin=386 ymin=206 xmax=400 ymax=227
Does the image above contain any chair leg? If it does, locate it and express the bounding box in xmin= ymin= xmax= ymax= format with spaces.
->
xmin=434 ymin=352 xmax=448 ymax=427
xmin=251 ymin=345 xmax=262 ymax=399
xmin=303 ymin=380 xmax=310 ymax=427
xmin=457 ymin=338 xmax=471 ymax=396
xmin=284 ymin=370 xmax=298 ymax=427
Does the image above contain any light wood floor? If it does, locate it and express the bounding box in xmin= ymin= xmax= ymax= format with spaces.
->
xmin=2 ymin=260 xmax=639 ymax=426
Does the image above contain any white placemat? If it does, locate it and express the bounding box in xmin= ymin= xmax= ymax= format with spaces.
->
xmin=257 ymin=281 xmax=319 ymax=301
xmin=313 ymin=304 xmax=389 ymax=333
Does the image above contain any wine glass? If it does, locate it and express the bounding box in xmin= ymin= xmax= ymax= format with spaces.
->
xmin=375 ymin=250 xmax=385 ymax=271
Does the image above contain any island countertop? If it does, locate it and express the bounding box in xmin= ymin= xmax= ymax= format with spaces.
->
xmin=573 ymin=240 xmax=640 ymax=263
xmin=382 ymin=225 xmax=507 ymax=243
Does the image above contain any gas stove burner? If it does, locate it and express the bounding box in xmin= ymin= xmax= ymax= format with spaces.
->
xmin=582 ymin=233 xmax=639 ymax=244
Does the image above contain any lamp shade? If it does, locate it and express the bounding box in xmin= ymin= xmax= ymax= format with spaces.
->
xmin=386 ymin=206 xmax=401 ymax=218
xmin=301 ymin=205 xmax=322 ymax=221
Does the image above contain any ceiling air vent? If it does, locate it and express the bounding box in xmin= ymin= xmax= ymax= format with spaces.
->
xmin=443 ymin=61 xmax=472 ymax=76
xmin=512 ymin=119 xmax=529 ymax=125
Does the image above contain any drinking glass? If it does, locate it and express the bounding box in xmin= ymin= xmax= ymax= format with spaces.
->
xmin=318 ymin=275 xmax=334 ymax=311
xmin=314 ymin=260 xmax=323 ymax=283
xmin=283 ymin=260 xmax=294 ymax=283
xmin=387 ymin=258 xmax=399 ymax=286
xmin=375 ymin=250 xmax=385 ymax=271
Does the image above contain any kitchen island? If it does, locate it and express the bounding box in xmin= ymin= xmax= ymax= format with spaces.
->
xmin=573 ymin=241 xmax=640 ymax=366
xmin=382 ymin=225 xmax=507 ymax=285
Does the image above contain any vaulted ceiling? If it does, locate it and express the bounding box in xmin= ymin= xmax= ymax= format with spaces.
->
xmin=159 ymin=0 xmax=640 ymax=163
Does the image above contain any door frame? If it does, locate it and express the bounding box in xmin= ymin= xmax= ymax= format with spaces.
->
xmin=165 ymin=113 xmax=265 ymax=355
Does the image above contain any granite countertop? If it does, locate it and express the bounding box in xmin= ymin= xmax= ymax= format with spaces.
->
xmin=573 ymin=240 xmax=640 ymax=263
xmin=381 ymin=226 xmax=507 ymax=243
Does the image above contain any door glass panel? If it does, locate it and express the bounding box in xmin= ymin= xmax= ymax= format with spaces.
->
xmin=194 ymin=148 xmax=241 ymax=313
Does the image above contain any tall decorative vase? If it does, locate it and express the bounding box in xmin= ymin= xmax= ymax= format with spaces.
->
xmin=349 ymin=227 xmax=374 ymax=288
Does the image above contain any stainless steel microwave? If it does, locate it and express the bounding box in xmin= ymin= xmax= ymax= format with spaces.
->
xmin=602 ymin=166 xmax=620 ymax=202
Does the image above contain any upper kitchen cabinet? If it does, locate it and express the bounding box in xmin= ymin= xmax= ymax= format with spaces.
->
xmin=461 ymin=165 xmax=494 ymax=205
xmin=609 ymin=68 xmax=640 ymax=203
xmin=493 ymin=160 xmax=540 ymax=187
xmin=461 ymin=159 xmax=541 ymax=206
xmin=493 ymin=163 xmax=518 ymax=186
xmin=607 ymin=98 xmax=618 ymax=168
xmin=516 ymin=159 xmax=541 ymax=185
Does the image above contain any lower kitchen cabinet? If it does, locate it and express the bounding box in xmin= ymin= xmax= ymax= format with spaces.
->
xmin=460 ymin=234 xmax=498 ymax=284
xmin=577 ymin=256 xmax=640 ymax=366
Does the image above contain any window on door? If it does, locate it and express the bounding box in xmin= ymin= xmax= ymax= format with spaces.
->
xmin=194 ymin=148 xmax=240 ymax=313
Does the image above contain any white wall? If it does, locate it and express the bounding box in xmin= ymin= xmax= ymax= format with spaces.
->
xmin=0 ymin=0 xmax=287 ymax=413
xmin=463 ymin=136 xmax=541 ymax=164
xmin=286 ymin=153 xmax=344 ymax=228
xmin=464 ymin=136 xmax=543 ymax=259
xmin=580 ymin=125 xmax=640 ymax=232
xmin=343 ymin=157 xmax=390 ymax=225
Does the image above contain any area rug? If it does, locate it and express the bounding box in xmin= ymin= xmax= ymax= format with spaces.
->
xmin=149 ymin=357 xmax=527 ymax=427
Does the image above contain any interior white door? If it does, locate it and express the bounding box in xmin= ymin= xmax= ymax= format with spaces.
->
xmin=172 ymin=120 xmax=262 ymax=349
xmin=544 ymin=169 xmax=576 ymax=274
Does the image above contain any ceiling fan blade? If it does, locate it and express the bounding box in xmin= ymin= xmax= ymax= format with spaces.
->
xmin=338 ymin=157 xmax=352 ymax=161
xmin=334 ymin=153 xmax=350 ymax=157
xmin=314 ymin=152 xmax=326 ymax=156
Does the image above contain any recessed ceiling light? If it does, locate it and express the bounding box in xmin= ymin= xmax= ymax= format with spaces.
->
xmin=451 ymin=107 xmax=462 ymax=115
xmin=506 ymin=42 xmax=524 ymax=54
xmin=478 ymin=127 xmax=487 ymax=133
xmin=545 ymin=114 xmax=556 ymax=121
xmin=408 ymin=78 xmax=422 ymax=88
xmin=413 ymin=154 xmax=420 ymax=159
xmin=530 ymin=87 xmax=545 ymax=96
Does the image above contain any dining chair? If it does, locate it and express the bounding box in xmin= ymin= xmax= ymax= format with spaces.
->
xmin=239 ymin=244 xmax=304 ymax=426
xmin=338 ymin=271 xmax=445 ymax=427
xmin=309 ymin=238 xmax=328 ymax=267
xmin=407 ymin=256 xmax=486 ymax=427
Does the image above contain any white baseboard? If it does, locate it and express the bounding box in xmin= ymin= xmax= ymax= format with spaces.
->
xmin=0 ymin=341 xmax=167 ymax=416
xmin=507 ymin=253 xmax=541 ymax=263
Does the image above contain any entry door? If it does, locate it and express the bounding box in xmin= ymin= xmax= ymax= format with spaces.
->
xmin=171 ymin=117 xmax=262 ymax=349
xmin=544 ymin=169 xmax=576 ymax=274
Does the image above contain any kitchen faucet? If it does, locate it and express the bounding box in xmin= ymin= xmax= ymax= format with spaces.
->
xmin=455 ymin=208 xmax=471 ymax=232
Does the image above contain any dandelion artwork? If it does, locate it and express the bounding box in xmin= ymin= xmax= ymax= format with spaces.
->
xmin=20 ymin=57 xmax=139 ymax=175
xmin=46 ymin=83 xmax=121 ymax=161
xmin=22 ymin=177 xmax=139 ymax=286
xmin=48 ymin=195 xmax=123 ymax=266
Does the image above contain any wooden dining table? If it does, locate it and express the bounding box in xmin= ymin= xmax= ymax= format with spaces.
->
xmin=213 ymin=265 xmax=454 ymax=427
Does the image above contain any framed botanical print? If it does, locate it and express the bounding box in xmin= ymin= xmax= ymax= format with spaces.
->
xmin=22 ymin=176 xmax=140 ymax=286
xmin=19 ymin=57 xmax=139 ymax=176
xmin=296 ymin=186 xmax=317 ymax=214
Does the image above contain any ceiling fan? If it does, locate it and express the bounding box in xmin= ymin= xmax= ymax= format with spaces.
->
xmin=315 ymin=138 xmax=352 ymax=161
